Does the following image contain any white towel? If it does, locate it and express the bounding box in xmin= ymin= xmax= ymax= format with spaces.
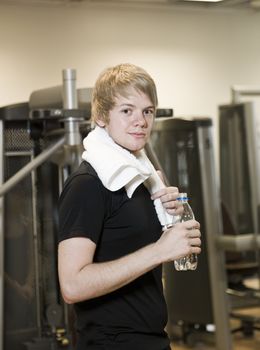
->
xmin=82 ymin=126 xmax=174 ymax=228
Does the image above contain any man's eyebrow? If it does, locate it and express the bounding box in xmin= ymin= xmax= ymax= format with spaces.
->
xmin=143 ymin=105 xmax=156 ymax=110
xmin=116 ymin=103 xmax=155 ymax=109
xmin=117 ymin=103 xmax=135 ymax=107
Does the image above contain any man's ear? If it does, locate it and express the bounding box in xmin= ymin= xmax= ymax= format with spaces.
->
xmin=95 ymin=119 xmax=106 ymax=127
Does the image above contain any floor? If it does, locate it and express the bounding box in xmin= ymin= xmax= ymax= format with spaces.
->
xmin=170 ymin=323 xmax=260 ymax=350
xmin=170 ymin=277 xmax=260 ymax=350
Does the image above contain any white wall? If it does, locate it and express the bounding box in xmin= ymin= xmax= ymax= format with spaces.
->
xmin=1 ymin=5 xmax=259 ymax=342
xmin=1 ymin=3 xmax=260 ymax=134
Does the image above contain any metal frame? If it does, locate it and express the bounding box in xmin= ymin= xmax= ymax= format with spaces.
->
xmin=0 ymin=120 xmax=4 ymax=350
xmin=0 ymin=138 xmax=66 ymax=350
xmin=231 ymin=85 xmax=260 ymax=104
xmin=148 ymin=119 xmax=233 ymax=348
xmin=0 ymin=68 xmax=82 ymax=350
xmin=0 ymin=137 xmax=65 ymax=198
xmin=230 ymin=88 xmax=260 ymax=303
xmin=31 ymin=161 xmax=42 ymax=336
xmin=197 ymin=123 xmax=232 ymax=349
xmin=231 ymin=86 xmax=260 ymax=233
xmin=244 ymin=102 xmax=260 ymax=234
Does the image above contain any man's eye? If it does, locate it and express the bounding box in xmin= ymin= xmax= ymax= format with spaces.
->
xmin=122 ymin=109 xmax=131 ymax=114
xmin=144 ymin=109 xmax=154 ymax=116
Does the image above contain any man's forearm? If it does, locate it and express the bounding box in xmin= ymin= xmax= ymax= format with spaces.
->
xmin=61 ymin=241 xmax=162 ymax=304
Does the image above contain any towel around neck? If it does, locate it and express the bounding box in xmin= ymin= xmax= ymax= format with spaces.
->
xmin=82 ymin=126 xmax=174 ymax=227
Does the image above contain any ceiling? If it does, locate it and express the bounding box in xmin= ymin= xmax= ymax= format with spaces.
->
xmin=0 ymin=0 xmax=259 ymax=11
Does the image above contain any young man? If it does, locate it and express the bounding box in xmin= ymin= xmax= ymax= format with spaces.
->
xmin=58 ymin=63 xmax=201 ymax=350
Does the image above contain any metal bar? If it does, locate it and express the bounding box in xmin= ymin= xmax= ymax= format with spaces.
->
xmin=228 ymin=116 xmax=237 ymax=231
xmin=0 ymin=120 xmax=4 ymax=350
xmin=5 ymin=151 xmax=32 ymax=157
xmin=217 ymin=234 xmax=260 ymax=252
xmin=197 ymin=124 xmax=232 ymax=350
xmin=58 ymin=164 xmax=70 ymax=333
xmin=62 ymin=69 xmax=83 ymax=147
xmin=31 ymin=165 xmax=42 ymax=336
xmin=231 ymin=85 xmax=260 ymax=103
xmin=62 ymin=69 xmax=78 ymax=110
xmin=145 ymin=141 xmax=170 ymax=186
xmin=244 ymin=102 xmax=260 ymax=233
xmin=0 ymin=137 xmax=65 ymax=197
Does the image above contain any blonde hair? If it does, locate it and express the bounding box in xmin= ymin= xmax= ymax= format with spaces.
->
xmin=91 ymin=63 xmax=158 ymax=124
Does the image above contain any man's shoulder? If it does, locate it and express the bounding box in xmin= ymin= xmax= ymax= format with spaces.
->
xmin=76 ymin=161 xmax=98 ymax=178
xmin=64 ymin=161 xmax=100 ymax=190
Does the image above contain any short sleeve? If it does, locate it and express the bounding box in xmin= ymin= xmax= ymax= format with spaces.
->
xmin=58 ymin=173 xmax=106 ymax=244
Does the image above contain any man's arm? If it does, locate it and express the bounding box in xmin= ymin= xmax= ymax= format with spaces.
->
xmin=58 ymin=219 xmax=201 ymax=304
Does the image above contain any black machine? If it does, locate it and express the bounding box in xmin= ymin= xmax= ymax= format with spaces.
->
xmin=150 ymin=117 xmax=215 ymax=344
xmin=0 ymin=69 xmax=93 ymax=350
xmin=0 ymin=101 xmax=79 ymax=350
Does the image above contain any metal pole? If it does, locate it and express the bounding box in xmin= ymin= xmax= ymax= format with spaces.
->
xmin=31 ymin=165 xmax=42 ymax=336
xmin=197 ymin=124 xmax=232 ymax=350
xmin=62 ymin=69 xmax=82 ymax=148
xmin=0 ymin=120 xmax=4 ymax=350
xmin=62 ymin=69 xmax=78 ymax=110
xmin=145 ymin=141 xmax=170 ymax=186
xmin=0 ymin=137 xmax=65 ymax=198
xmin=61 ymin=68 xmax=83 ymax=337
xmin=217 ymin=234 xmax=260 ymax=252
xmin=229 ymin=90 xmax=260 ymax=293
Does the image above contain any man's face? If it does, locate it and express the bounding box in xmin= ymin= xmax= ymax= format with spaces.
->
xmin=98 ymin=88 xmax=155 ymax=154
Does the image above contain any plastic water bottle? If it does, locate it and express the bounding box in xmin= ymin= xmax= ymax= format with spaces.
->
xmin=174 ymin=193 xmax=198 ymax=271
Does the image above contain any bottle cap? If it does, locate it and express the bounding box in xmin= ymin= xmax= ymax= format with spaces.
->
xmin=177 ymin=192 xmax=188 ymax=201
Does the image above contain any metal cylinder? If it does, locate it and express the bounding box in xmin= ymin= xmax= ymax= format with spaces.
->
xmin=62 ymin=69 xmax=78 ymax=109
xmin=62 ymin=69 xmax=82 ymax=146
xmin=64 ymin=118 xmax=82 ymax=146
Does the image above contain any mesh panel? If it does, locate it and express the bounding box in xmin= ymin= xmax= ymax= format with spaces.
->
xmin=5 ymin=127 xmax=33 ymax=152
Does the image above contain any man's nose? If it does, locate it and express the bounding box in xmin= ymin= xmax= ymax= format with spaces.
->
xmin=133 ymin=111 xmax=147 ymax=127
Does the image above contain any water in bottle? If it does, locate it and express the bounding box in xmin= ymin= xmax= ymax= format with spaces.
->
xmin=174 ymin=193 xmax=198 ymax=271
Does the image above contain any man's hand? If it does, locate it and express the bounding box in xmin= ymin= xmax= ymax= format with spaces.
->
xmin=151 ymin=170 xmax=183 ymax=216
